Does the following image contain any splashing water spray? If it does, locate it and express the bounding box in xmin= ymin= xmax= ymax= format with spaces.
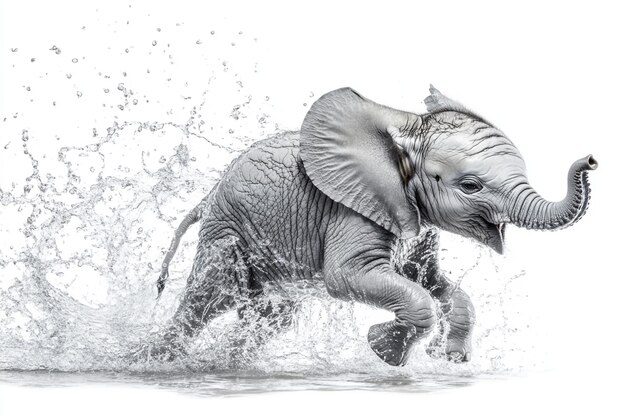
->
xmin=0 ymin=15 xmax=532 ymax=385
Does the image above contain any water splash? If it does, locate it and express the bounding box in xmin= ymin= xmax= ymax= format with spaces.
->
xmin=0 ymin=12 xmax=534 ymax=381
xmin=0 ymin=118 xmax=532 ymax=375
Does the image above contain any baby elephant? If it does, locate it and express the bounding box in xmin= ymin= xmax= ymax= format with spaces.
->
xmin=155 ymin=86 xmax=597 ymax=366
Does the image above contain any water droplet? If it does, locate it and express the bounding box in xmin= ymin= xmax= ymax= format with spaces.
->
xmin=89 ymin=167 xmax=95 ymax=173
xmin=210 ymin=30 xmax=215 ymax=35
xmin=122 ymin=72 xmax=127 ymax=77
xmin=30 ymin=58 xmax=36 ymax=62
xmin=309 ymin=91 xmax=314 ymax=98
xmin=303 ymin=103 xmax=308 ymax=107
xmin=137 ymin=227 xmax=143 ymax=234
xmin=228 ymin=129 xmax=234 ymax=134
xmin=22 ymin=129 xmax=29 ymax=141
xmin=117 ymin=83 xmax=125 ymax=91
xmin=76 ymin=91 xmax=82 ymax=98
xmin=66 ymin=73 xmax=72 ymax=79
xmin=125 ymin=48 xmax=130 ymax=53
xmin=231 ymin=105 xmax=241 ymax=119
xmin=103 ymin=88 xmax=109 ymax=93
xmin=159 ymin=156 xmax=166 ymax=163
xmin=196 ymin=40 xmax=202 ymax=45
xmin=10 ymin=48 xmax=18 ymax=52
xmin=72 ymin=58 xmax=78 ymax=63
xmin=265 ymin=96 xmax=270 ymax=101
xmin=25 ymin=86 xmax=31 ymax=91
xmin=132 ymin=98 xmax=138 ymax=105
xmin=117 ymin=105 xmax=124 ymax=110
xmin=152 ymin=40 xmax=157 ymax=46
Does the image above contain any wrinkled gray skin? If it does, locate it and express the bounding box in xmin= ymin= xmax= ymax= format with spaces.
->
xmin=154 ymin=87 xmax=597 ymax=366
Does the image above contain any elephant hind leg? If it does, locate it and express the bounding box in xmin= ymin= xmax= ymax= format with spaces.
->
xmin=153 ymin=238 xmax=250 ymax=360
xmin=149 ymin=281 xmax=237 ymax=361
xmin=178 ymin=240 xmax=249 ymax=329
xmin=172 ymin=276 xmax=237 ymax=337
xmin=237 ymin=295 xmax=297 ymax=336
xmin=226 ymin=295 xmax=297 ymax=364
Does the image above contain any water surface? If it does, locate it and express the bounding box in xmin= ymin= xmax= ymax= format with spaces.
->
xmin=0 ymin=369 xmax=483 ymax=396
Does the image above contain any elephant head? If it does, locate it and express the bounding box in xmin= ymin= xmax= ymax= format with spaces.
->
xmin=300 ymin=87 xmax=597 ymax=253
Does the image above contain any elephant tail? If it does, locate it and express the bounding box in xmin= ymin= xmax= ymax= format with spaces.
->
xmin=156 ymin=203 xmax=203 ymax=299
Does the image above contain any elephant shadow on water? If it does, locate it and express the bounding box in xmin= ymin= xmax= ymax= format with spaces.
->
xmin=140 ymin=86 xmax=597 ymax=368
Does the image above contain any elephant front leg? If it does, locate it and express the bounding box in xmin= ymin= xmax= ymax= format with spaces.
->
xmin=426 ymin=282 xmax=475 ymax=362
xmin=326 ymin=267 xmax=436 ymax=366
xmin=323 ymin=214 xmax=436 ymax=366
xmin=397 ymin=228 xmax=475 ymax=362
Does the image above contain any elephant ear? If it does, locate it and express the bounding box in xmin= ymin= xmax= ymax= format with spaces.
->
xmin=300 ymin=87 xmax=421 ymax=239
xmin=424 ymin=84 xmax=470 ymax=113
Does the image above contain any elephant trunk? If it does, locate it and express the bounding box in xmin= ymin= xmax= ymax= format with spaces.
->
xmin=509 ymin=155 xmax=598 ymax=230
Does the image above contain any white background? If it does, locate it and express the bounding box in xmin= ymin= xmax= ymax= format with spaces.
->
xmin=1 ymin=0 xmax=625 ymax=416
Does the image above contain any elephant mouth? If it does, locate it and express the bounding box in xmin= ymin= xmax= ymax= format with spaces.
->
xmin=485 ymin=222 xmax=506 ymax=254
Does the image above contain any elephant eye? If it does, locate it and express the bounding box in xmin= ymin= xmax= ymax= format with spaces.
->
xmin=459 ymin=178 xmax=483 ymax=194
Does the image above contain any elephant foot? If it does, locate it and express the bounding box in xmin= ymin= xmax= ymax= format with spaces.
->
xmin=367 ymin=321 xmax=418 ymax=366
xmin=426 ymin=332 xmax=472 ymax=363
